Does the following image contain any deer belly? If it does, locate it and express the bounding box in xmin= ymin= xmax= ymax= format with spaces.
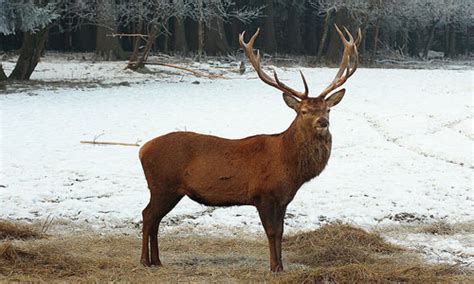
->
xmin=180 ymin=166 xmax=251 ymax=206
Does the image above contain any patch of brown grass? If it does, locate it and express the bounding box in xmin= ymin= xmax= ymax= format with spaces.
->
xmin=0 ymin=242 xmax=36 ymax=262
xmin=285 ymin=222 xmax=400 ymax=266
xmin=420 ymin=220 xmax=456 ymax=235
xmin=282 ymin=222 xmax=471 ymax=282
xmin=0 ymin=220 xmax=472 ymax=282
xmin=0 ymin=220 xmax=43 ymax=240
xmin=282 ymin=261 xmax=471 ymax=283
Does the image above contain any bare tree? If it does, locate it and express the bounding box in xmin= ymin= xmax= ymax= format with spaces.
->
xmin=173 ymin=0 xmax=189 ymax=54
xmin=95 ymin=0 xmax=126 ymax=60
xmin=189 ymin=0 xmax=262 ymax=58
xmin=312 ymin=0 xmax=368 ymax=62
xmin=118 ymin=0 xmax=186 ymax=70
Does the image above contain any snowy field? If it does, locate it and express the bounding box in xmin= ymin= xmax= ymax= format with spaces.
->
xmin=0 ymin=55 xmax=473 ymax=264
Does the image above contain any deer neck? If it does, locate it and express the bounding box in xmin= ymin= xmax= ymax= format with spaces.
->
xmin=282 ymin=119 xmax=332 ymax=186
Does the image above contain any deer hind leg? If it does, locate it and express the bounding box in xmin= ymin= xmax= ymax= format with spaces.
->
xmin=149 ymin=193 xmax=183 ymax=265
xmin=141 ymin=202 xmax=153 ymax=266
xmin=141 ymin=188 xmax=183 ymax=267
xmin=256 ymin=201 xmax=287 ymax=272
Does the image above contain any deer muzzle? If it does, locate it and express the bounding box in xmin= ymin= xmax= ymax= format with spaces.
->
xmin=315 ymin=117 xmax=329 ymax=129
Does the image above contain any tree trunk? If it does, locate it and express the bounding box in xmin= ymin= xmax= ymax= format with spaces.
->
xmin=0 ymin=64 xmax=7 ymax=81
xmin=371 ymin=20 xmax=380 ymax=60
xmin=262 ymin=0 xmax=277 ymax=53
xmin=129 ymin=21 xmax=143 ymax=66
xmin=230 ymin=18 xmax=244 ymax=48
xmin=422 ymin=21 xmax=438 ymax=59
xmin=317 ymin=8 xmax=334 ymax=61
xmin=325 ymin=8 xmax=352 ymax=63
xmin=408 ymin=29 xmax=422 ymax=58
xmin=9 ymin=27 xmax=49 ymax=80
xmin=446 ymin=24 xmax=456 ymax=58
xmin=173 ymin=16 xmax=188 ymax=53
xmin=400 ymin=28 xmax=408 ymax=55
xmin=162 ymin=21 xmax=170 ymax=53
xmin=303 ymin=0 xmax=318 ymax=55
xmin=287 ymin=0 xmax=303 ymax=54
xmin=204 ymin=17 xmax=231 ymax=55
xmin=197 ymin=21 xmax=204 ymax=60
xmin=359 ymin=26 xmax=367 ymax=61
xmin=95 ymin=0 xmax=125 ymax=60
xmin=196 ymin=0 xmax=204 ymax=60
xmin=172 ymin=0 xmax=188 ymax=54
xmin=96 ymin=27 xmax=126 ymax=60
xmin=129 ymin=27 xmax=158 ymax=70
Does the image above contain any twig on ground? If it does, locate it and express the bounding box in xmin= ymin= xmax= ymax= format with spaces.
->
xmin=133 ymin=61 xmax=228 ymax=79
xmin=41 ymin=215 xmax=54 ymax=234
xmin=93 ymin=133 xmax=104 ymax=142
xmin=108 ymin=33 xmax=149 ymax=40
xmin=80 ymin=140 xmax=140 ymax=147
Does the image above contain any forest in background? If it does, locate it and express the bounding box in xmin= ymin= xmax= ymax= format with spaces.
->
xmin=1 ymin=0 xmax=473 ymax=80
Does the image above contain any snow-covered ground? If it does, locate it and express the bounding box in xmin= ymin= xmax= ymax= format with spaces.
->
xmin=0 ymin=55 xmax=473 ymax=264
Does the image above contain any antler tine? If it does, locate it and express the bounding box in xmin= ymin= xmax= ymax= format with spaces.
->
xmin=334 ymin=25 xmax=349 ymax=46
xmin=343 ymin=26 xmax=354 ymax=44
xmin=239 ymin=29 xmax=308 ymax=99
xmin=300 ymin=71 xmax=309 ymax=97
xmin=354 ymin=28 xmax=362 ymax=47
xmin=318 ymin=24 xmax=361 ymax=98
xmin=272 ymin=70 xmax=308 ymax=98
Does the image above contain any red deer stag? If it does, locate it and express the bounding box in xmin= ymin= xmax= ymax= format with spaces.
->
xmin=139 ymin=25 xmax=361 ymax=272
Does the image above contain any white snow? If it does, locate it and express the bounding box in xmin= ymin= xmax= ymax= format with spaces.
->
xmin=0 ymin=56 xmax=473 ymax=264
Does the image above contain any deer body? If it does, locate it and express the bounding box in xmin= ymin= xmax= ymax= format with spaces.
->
xmin=140 ymin=26 xmax=361 ymax=272
xmin=140 ymin=122 xmax=331 ymax=208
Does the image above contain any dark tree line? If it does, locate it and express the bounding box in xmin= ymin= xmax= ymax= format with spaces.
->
xmin=1 ymin=0 xmax=473 ymax=81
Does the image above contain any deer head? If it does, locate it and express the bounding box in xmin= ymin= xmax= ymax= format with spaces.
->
xmin=239 ymin=26 xmax=361 ymax=136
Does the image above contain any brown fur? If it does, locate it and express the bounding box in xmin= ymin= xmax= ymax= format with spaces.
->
xmin=139 ymin=94 xmax=344 ymax=272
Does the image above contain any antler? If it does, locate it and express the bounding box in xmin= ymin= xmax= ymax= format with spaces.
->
xmin=318 ymin=25 xmax=362 ymax=98
xmin=239 ymin=28 xmax=308 ymax=100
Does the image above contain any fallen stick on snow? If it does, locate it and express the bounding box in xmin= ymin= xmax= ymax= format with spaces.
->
xmin=108 ymin=33 xmax=149 ymax=40
xmin=132 ymin=61 xmax=228 ymax=79
xmin=80 ymin=140 xmax=140 ymax=147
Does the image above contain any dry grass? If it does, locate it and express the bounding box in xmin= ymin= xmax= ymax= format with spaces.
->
xmin=419 ymin=220 xmax=456 ymax=235
xmin=0 ymin=220 xmax=43 ymax=240
xmin=285 ymin=222 xmax=400 ymax=267
xmin=0 ymin=220 xmax=472 ymax=282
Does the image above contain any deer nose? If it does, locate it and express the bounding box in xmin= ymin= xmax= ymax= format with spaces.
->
xmin=317 ymin=117 xmax=329 ymax=128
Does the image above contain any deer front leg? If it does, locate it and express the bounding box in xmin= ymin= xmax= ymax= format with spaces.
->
xmin=257 ymin=201 xmax=286 ymax=272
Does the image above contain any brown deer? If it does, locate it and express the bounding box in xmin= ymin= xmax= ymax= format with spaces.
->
xmin=139 ymin=25 xmax=361 ymax=272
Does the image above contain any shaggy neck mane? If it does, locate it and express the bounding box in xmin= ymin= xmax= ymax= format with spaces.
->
xmin=282 ymin=120 xmax=332 ymax=186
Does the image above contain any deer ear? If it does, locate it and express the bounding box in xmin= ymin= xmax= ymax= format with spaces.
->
xmin=325 ymin=89 xmax=346 ymax=108
xmin=282 ymin=93 xmax=300 ymax=111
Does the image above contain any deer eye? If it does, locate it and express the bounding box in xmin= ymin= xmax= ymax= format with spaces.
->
xmin=301 ymin=110 xmax=308 ymax=115
xmin=327 ymin=109 xmax=331 ymax=113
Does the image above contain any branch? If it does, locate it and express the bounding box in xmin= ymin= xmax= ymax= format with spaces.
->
xmin=108 ymin=33 xmax=149 ymax=40
xmin=137 ymin=62 xmax=228 ymax=79
xmin=80 ymin=140 xmax=140 ymax=147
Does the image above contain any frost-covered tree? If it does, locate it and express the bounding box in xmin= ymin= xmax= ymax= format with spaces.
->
xmin=0 ymin=0 xmax=97 ymax=80
xmin=119 ymin=0 xmax=261 ymax=68
xmin=0 ymin=0 xmax=60 ymax=80
xmin=118 ymin=0 xmax=192 ymax=69
xmin=379 ymin=0 xmax=473 ymax=58
xmin=189 ymin=0 xmax=262 ymax=56
xmin=0 ymin=0 xmax=59 ymax=35
xmin=310 ymin=0 xmax=473 ymax=61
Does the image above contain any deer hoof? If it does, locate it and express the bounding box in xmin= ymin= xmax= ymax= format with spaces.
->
xmin=271 ymin=264 xmax=283 ymax=273
xmin=140 ymin=258 xmax=151 ymax=267
xmin=150 ymin=260 xmax=162 ymax=267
